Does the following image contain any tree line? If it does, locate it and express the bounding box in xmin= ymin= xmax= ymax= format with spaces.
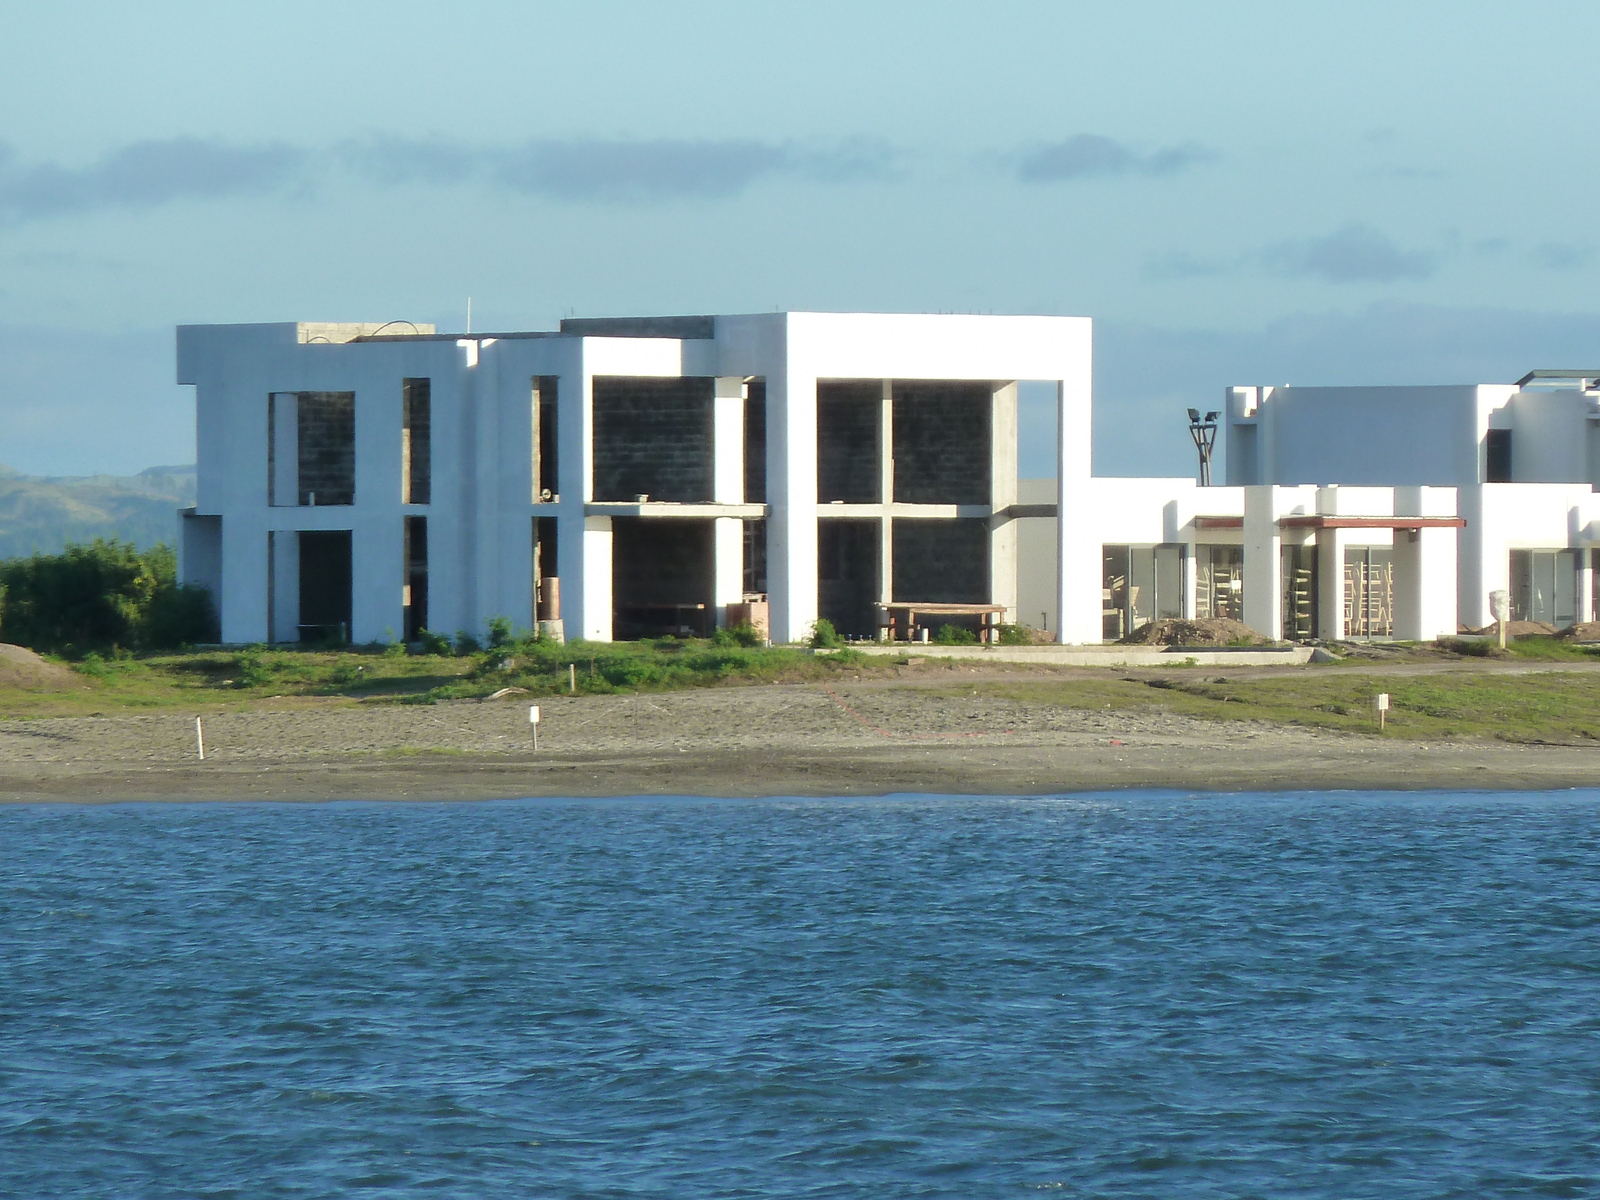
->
xmin=0 ymin=539 xmax=215 ymax=655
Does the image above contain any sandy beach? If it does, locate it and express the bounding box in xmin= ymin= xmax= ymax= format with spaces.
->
xmin=2 ymin=676 xmax=1596 ymax=802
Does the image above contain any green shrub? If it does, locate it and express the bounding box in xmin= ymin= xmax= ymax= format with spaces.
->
xmin=712 ymin=623 xmax=764 ymax=649
xmin=809 ymin=618 xmax=841 ymax=648
xmin=0 ymin=539 xmax=214 ymax=653
xmin=487 ymin=616 xmax=514 ymax=648
xmin=934 ymin=623 xmax=978 ymax=645
xmin=418 ymin=629 xmax=452 ymax=656
xmin=996 ymin=623 xmax=1032 ymax=646
xmin=454 ymin=630 xmax=481 ymax=655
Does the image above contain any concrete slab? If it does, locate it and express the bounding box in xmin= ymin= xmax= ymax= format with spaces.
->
xmin=828 ymin=644 xmax=1315 ymax=667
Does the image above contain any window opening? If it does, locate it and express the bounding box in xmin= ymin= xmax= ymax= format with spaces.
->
xmin=1102 ymin=544 xmax=1184 ymax=640
xmin=403 ymin=517 xmax=428 ymax=642
xmin=298 ymin=530 xmax=352 ymax=644
xmin=1486 ymin=428 xmax=1513 ymax=483
xmin=1195 ymin=545 xmax=1244 ymax=621
xmin=744 ymin=380 xmax=767 ymax=504
xmin=533 ymin=376 xmax=559 ymax=502
xmin=818 ymin=381 xmax=881 ymax=503
xmin=1511 ymin=549 xmax=1577 ymax=626
xmin=534 ymin=516 xmax=560 ymax=623
xmin=1281 ymin=544 xmax=1318 ymax=640
xmin=592 ymin=377 xmax=713 ymax=502
xmin=1343 ymin=547 xmax=1393 ymax=638
xmin=402 ymin=379 xmax=430 ymax=505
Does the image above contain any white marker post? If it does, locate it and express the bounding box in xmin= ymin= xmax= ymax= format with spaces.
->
xmin=1375 ymin=692 xmax=1390 ymax=732
xmin=569 ymin=663 xmax=576 ymax=693
xmin=1490 ymin=589 xmax=1510 ymax=649
xmin=195 ymin=716 xmax=206 ymax=760
xmin=529 ymin=704 xmax=541 ymax=751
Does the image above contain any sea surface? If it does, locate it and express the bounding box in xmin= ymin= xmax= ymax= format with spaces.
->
xmin=3 ymin=792 xmax=1598 ymax=1198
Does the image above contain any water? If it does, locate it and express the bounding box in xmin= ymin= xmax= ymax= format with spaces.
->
xmin=3 ymin=792 xmax=1598 ymax=1198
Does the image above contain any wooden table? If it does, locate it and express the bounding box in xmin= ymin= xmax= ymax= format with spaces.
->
xmin=879 ymin=603 xmax=1008 ymax=643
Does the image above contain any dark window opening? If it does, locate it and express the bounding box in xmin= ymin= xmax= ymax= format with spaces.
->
xmin=402 ymin=379 xmax=430 ymax=505
xmin=534 ymin=516 xmax=560 ymax=622
xmin=298 ymin=530 xmax=352 ymax=643
xmin=743 ymin=519 xmax=767 ymax=597
xmin=1195 ymin=545 xmax=1244 ymax=620
xmin=819 ymin=518 xmax=880 ymax=638
xmin=892 ymin=382 xmax=991 ymax=505
xmin=892 ymin=518 xmax=989 ymax=608
xmin=534 ymin=376 xmax=559 ymax=501
xmin=298 ymin=392 xmax=356 ymax=506
xmin=403 ymin=517 xmax=428 ymax=641
xmin=1511 ymin=548 xmax=1577 ymax=626
xmin=1486 ymin=428 xmax=1513 ymax=483
xmin=818 ymin=381 xmax=881 ymax=503
xmin=744 ymin=380 xmax=767 ymax=504
xmin=592 ymin=377 xmax=713 ymax=502
xmin=612 ymin=518 xmax=714 ymax=639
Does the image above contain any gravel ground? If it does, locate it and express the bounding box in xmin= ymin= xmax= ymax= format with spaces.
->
xmin=2 ymin=681 xmax=1596 ymax=802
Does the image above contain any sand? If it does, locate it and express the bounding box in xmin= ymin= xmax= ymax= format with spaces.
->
xmin=2 ymin=678 xmax=1596 ymax=802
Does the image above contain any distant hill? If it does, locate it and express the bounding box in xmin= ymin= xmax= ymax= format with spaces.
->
xmin=0 ymin=464 xmax=197 ymax=558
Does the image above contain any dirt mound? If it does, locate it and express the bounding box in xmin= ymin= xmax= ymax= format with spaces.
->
xmin=1119 ymin=618 xmax=1270 ymax=647
xmin=0 ymin=644 xmax=83 ymax=690
xmin=1465 ymin=621 xmax=1559 ymax=639
xmin=1556 ymin=622 xmax=1600 ymax=643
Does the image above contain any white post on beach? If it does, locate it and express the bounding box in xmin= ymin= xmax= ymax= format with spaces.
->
xmin=1375 ymin=692 xmax=1390 ymax=732
xmin=1490 ymin=589 xmax=1510 ymax=649
xmin=195 ymin=716 xmax=206 ymax=760
xmin=569 ymin=663 xmax=576 ymax=693
xmin=529 ymin=704 xmax=540 ymax=751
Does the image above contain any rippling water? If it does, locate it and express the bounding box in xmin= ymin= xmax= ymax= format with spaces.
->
xmin=3 ymin=792 xmax=1599 ymax=1197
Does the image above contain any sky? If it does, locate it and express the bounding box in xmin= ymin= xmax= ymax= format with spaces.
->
xmin=3 ymin=0 xmax=1600 ymax=478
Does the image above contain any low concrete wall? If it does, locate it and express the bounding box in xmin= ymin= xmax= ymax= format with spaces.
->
xmin=833 ymin=644 xmax=1315 ymax=667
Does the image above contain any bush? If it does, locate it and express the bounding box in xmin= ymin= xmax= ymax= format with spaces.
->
xmin=809 ymin=618 xmax=841 ymax=648
xmin=418 ymin=629 xmax=453 ymax=656
xmin=487 ymin=616 xmax=514 ymax=649
xmin=934 ymin=623 xmax=978 ymax=645
xmin=713 ymin=623 xmax=763 ymax=649
xmin=0 ymin=539 xmax=215 ymax=653
xmin=995 ymin=623 xmax=1031 ymax=646
xmin=453 ymin=630 xmax=481 ymax=655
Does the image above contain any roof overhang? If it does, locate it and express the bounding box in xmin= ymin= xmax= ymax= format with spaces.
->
xmin=1278 ymin=515 xmax=1465 ymax=529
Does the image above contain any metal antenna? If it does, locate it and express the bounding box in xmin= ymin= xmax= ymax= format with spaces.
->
xmin=1187 ymin=409 xmax=1219 ymax=486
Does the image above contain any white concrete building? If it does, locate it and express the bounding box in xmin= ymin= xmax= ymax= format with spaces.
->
xmin=177 ymin=313 xmax=1091 ymax=646
xmin=1224 ymin=374 xmax=1600 ymax=630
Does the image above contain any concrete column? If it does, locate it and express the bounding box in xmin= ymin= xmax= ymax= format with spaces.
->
xmin=556 ymin=351 xmax=599 ymax=639
xmin=351 ymin=514 xmax=405 ymax=644
xmin=713 ymin=377 xmax=745 ymax=504
xmin=1242 ymin=486 xmax=1282 ymax=638
xmin=1317 ymin=531 xmax=1346 ymax=640
xmin=579 ymin=516 xmax=613 ymax=641
xmin=1578 ymin=549 xmax=1595 ymax=624
xmin=269 ymin=528 xmax=299 ymax=643
xmin=269 ymin=392 xmax=298 ymax=506
xmin=878 ymin=382 xmax=894 ymax=625
xmin=1393 ymin=486 xmax=1459 ymax=642
xmin=1057 ymin=378 xmax=1100 ymax=643
xmin=768 ymin=360 xmax=818 ymax=644
xmin=989 ymin=382 xmax=1018 ymax=620
xmin=713 ymin=517 xmax=745 ymax=626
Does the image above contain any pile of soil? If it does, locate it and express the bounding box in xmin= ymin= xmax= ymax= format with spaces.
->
xmin=0 ymin=644 xmax=83 ymax=690
xmin=1118 ymin=618 xmax=1270 ymax=647
xmin=1556 ymin=621 xmax=1600 ymax=643
xmin=1464 ymin=621 xmax=1559 ymax=638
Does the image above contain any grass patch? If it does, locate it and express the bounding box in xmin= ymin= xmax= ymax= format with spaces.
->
xmin=965 ymin=670 xmax=1600 ymax=743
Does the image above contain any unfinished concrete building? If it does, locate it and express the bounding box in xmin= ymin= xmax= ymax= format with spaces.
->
xmin=177 ymin=313 xmax=1090 ymax=645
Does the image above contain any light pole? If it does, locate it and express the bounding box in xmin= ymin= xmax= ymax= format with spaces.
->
xmin=1187 ymin=409 xmax=1219 ymax=486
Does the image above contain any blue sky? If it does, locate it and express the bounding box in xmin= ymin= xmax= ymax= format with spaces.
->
xmin=3 ymin=0 xmax=1600 ymax=477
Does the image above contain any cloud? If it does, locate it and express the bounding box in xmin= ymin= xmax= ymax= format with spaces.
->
xmin=1143 ymin=250 xmax=1236 ymax=280
xmin=345 ymin=134 xmax=900 ymax=201
xmin=1014 ymin=134 xmax=1215 ymax=183
xmin=492 ymin=139 xmax=789 ymax=201
xmin=1260 ymin=223 xmax=1433 ymax=283
xmin=1531 ymin=241 xmax=1594 ymax=271
xmin=0 ymin=137 xmax=307 ymax=221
